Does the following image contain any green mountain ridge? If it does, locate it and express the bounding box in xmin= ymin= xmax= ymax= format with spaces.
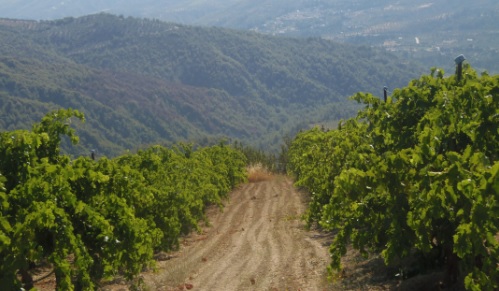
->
xmin=2 ymin=1 xmax=498 ymax=73
xmin=0 ymin=14 xmax=424 ymax=156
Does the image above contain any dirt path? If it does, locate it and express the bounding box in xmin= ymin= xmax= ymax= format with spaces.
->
xmin=143 ymin=175 xmax=333 ymax=291
xmin=30 ymin=174 xmax=457 ymax=290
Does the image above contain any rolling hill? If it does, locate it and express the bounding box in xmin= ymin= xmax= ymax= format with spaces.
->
xmin=1 ymin=0 xmax=498 ymax=73
xmin=0 ymin=13 xmax=424 ymax=156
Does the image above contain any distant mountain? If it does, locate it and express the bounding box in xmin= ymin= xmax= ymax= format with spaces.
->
xmin=0 ymin=14 xmax=423 ymax=156
xmin=2 ymin=0 xmax=497 ymax=73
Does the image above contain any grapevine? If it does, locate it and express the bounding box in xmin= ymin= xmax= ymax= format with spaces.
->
xmin=288 ymin=64 xmax=499 ymax=289
xmin=0 ymin=109 xmax=247 ymax=289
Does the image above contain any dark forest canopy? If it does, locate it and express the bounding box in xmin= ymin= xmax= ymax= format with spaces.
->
xmin=0 ymin=13 xmax=424 ymax=156
xmin=1 ymin=1 xmax=498 ymax=73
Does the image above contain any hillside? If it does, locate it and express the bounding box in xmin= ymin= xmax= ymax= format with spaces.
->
xmin=1 ymin=1 xmax=498 ymax=73
xmin=186 ymin=0 xmax=499 ymax=73
xmin=0 ymin=14 xmax=423 ymax=156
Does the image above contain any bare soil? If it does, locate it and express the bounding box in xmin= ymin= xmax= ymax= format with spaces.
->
xmin=140 ymin=175 xmax=333 ymax=290
xmin=35 ymin=175 xmax=450 ymax=290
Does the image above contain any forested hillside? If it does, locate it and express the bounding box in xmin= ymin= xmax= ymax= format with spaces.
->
xmin=2 ymin=1 xmax=498 ymax=73
xmin=0 ymin=14 xmax=423 ymax=156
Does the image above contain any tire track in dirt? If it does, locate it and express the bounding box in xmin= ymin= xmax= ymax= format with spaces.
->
xmin=143 ymin=176 xmax=332 ymax=290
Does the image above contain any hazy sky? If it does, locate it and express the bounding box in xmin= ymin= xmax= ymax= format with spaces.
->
xmin=0 ymin=0 xmax=222 ymax=21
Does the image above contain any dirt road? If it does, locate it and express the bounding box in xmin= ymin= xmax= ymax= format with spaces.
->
xmin=144 ymin=175 xmax=332 ymax=291
xmin=31 ymin=173 xmax=450 ymax=290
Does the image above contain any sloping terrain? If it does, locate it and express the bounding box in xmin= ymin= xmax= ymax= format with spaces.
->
xmin=32 ymin=175 xmax=464 ymax=290
xmin=32 ymin=176 xmax=334 ymax=290
xmin=0 ymin=14 xmax=422 ymax=156
xmin=141 ymin=176 xmax=332 ymax=290
xmin=2 ymin=1 xmax=498 ymax=73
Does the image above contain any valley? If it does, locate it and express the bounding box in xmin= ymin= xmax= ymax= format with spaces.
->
xmin=0 ymin=14 xmax=422 ymax=157
xmin=2 ymin=1 xmax=498 ymax=73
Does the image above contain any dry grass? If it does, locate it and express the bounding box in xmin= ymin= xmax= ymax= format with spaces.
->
xmin=246 ymin=163 xmax=274 ymax=183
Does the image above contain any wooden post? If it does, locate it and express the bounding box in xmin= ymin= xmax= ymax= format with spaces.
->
xmin=454 ymin=54 xmax=466 ymax=82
